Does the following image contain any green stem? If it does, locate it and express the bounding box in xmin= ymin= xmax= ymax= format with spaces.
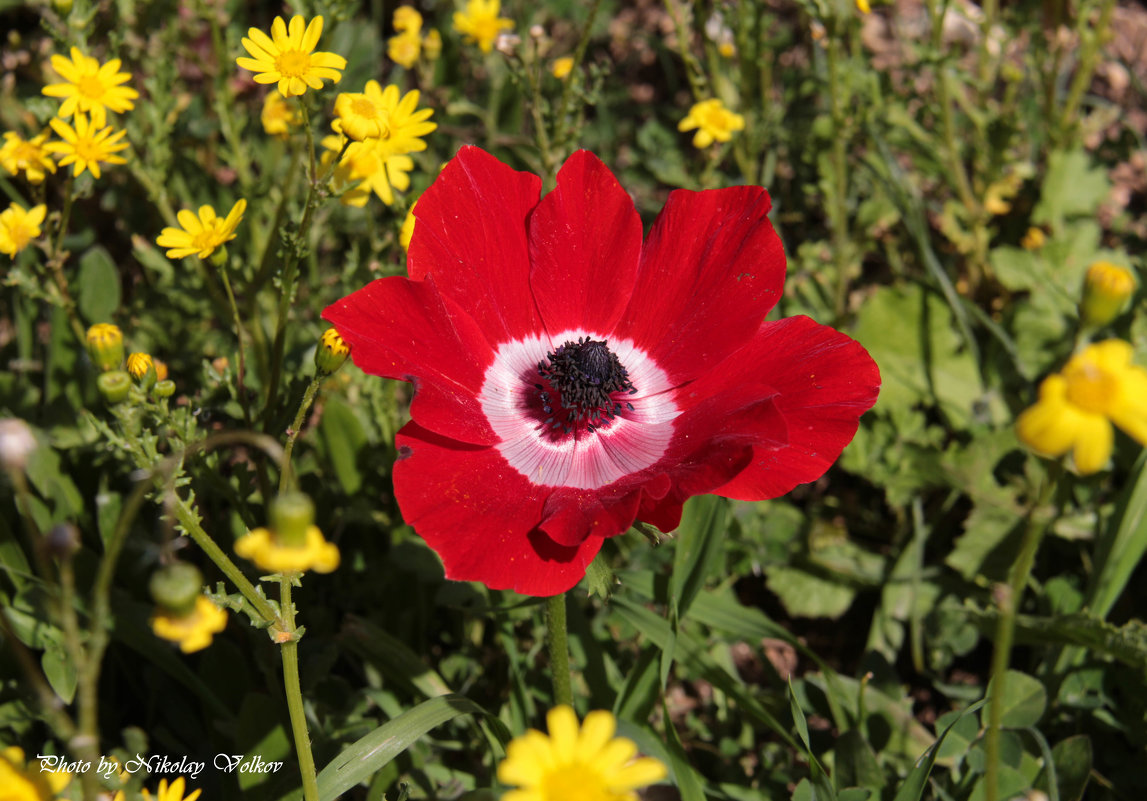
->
xmin=551 ymin=0 xmax=603 ymax=155
xmin=279 ymin=377 xmax=322 ymax=495
xmin=1057 ymin=0 xmax=1116 ymax=146
xmin=984 ymin=464 xmax=1059 ymax=801
xmin=171 ymin=494 xmax=279 ymax=625
xmin=545 ymin=593 xmax=573 ymax=707
xmin=279 ymin=576 xmax=319 ymax=801
xmin=663 ymin=0 xmax=707 ymax=101
xmin=219 ymin=267 xmax=254 ymax=428
xmin=825 ymin=30 xmax=853 ymax=323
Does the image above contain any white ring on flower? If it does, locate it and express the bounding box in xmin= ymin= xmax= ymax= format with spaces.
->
xmin=479 ymin=329 xmax=680 ymax=490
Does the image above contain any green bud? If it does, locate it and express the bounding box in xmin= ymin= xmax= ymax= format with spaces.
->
xmin=97 ymin=371 xmax=132 ymax=404
xmin=149 ymin=562 xmax=203 ymax=616
xmin=209 ymin=246 xmax=229 ymax=269
xmin=86 ymin=323 xmax=124 ymax=372
xmin=315 ymin=328 xmax=350 ymax=376
xmin=1081 ymin=261 xmax=1136 ymax=328
xmin=154 ymin=379 xmax=176 ymax=399
xmin=269 ymin=492 xmax=315 ymax=548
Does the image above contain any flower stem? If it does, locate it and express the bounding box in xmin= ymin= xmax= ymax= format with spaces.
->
xmin=545 ymin=593 xmax=573 ymax=707
xmin=279 ymin=376 xmax=322 ymax=495
xmin=279 ymin=575 xmax=319 ymax=801
xmin=984 ymin=464 xmax=1059 ymax=801
xmin=219 ymin=267 xmax=255 ymax=428
xmin=825 ymin=29 xmax=853 ymax=323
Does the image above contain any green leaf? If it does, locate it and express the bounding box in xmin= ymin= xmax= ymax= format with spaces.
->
xmin=670 ymin=495 xmax=728 ymax=624
xmin=237 ymin=694 xmax=291 ymax=791
xmin=318 ymin=395 xmax=367 ymax=494
xmin=658 ymin=698 xmax=708 ymax=801
xmin=315 ymin=694 xmax=501 ymax=801
xmin=765 ymin=566 xmax=856 ymax=619
xmin=42 ymin=642 xmax=77 ymax=704
xmin=77 ymin=246 xmax=122 ymax=323
xmin=585 ymin=550 xmax=616 ymax=600
xmin=890 ymin=700 xmax=985 ymax=801
xmin=1034 ymin=735 xmax=1092 ymax=801
xmin=1033 ymin=149 xmax=1110 ymax=231
xmin=789 ymin=683 xmax=837 ymax=801
xmin=835 ymin=729 xmax=886 ymax=792
xmin=984 ymin=670 xmax=1046 ymax=729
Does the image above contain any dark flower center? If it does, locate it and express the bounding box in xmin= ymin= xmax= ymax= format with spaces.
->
xmin=535 ymin=337 xmax=637 ymax=434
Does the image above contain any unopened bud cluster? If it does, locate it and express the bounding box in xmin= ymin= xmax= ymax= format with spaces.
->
xmin=86 ymin=323 xmax=176 ymax=403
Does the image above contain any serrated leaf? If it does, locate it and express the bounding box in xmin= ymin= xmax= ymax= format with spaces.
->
xmin=765 ymin=565 xmax=856 ymax=619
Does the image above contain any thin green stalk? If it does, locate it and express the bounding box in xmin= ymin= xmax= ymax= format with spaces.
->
xmin=1057 ymin=0 xmax=1116 ymax=146
xmin=279 ymin=377 xmax=322 ymax=495
xmin=551 ymin=0 xmax=603 ymax=154
xmin=825 ymin=31 xmax=853 ymax=322
xmin=545 ymin=594 xmax=573 ymax=707
xmin=279 ymin=576 xmax=319 ymax=801
xmin=43 ymin=175 xmax=87 ymax=344
xmin=663 ymin=0 xmax=706 ymax=101
xmin=219 ymin=267 xmax=255 ymax=428
xmin=205 ymin=3 xmax=253 ymax=189
xmin=984 ymin=465 xmax=1059 ymax=801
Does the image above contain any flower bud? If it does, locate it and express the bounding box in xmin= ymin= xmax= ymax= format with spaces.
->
xmin=126 ymin=353 xmax=157 ymax=390
xmin=154 ymin=379 xmax=176 ymax=399
xmin=44 ymin=522 xmax=80 ymax=559
xmin=86 ymin=323 xmax=124 ymax=372
xmin=315 ymin=328 xmax=350 ymax=375
xmin=0 ymin=418 xmax=37 ymax=472
xmin=97 ymin=370 xmax=132 ymax=403
xmin=52 ymin=0 xmax=73 ymax=14
xmin=149 ymin=562 xmax=204 ymax=617
xmin=1081 ymin=261 xmax=1136 ymax=328
xmin=269 ymin=492 xmax=315 ymax=548
xmin=1021 ymin=227 xmax=1045 ymax=250
xmin=552 ymin=57 xmax=574 ymax=79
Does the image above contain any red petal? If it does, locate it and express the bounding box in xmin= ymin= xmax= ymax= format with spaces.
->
xmin=614 ymin=186 xmax=785 ymax=385
xmin=394 ymin=422 xmax=603 ymax=596
xmin=323 ymin=277 xmax=498 ymax=446
xmin=538 ymin=485 xmax=643 ymax=548
xmin=707 ymin=316 xmax=880 ymax=500
xmin=407 ymin=146 xmax=544 ymax=343
xmin=528 ymin=151 xmax=643 ymax=337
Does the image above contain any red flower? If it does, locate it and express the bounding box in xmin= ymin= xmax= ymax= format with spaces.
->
xmin=324 ymin=147 xmax=880 ymax=596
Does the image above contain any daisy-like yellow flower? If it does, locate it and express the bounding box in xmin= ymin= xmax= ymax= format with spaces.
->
xmin=394 ymin=5 xmax=424 ymax=33
xmin=424 ymin=29 xmax=443 ymax=61
xmin=856 ymin=0 xmax=872 ymax=13
xmin=1021 ymin=226 xmax=1046 ymax=251
xmin=261 ymin=92 xmax=301 ymax=138
xmin=0 ymin=203 xmax=47 ymax=258
xmin=142 ymin=776 xmax=202 ymax=801
xmin=42 ymin=47 xmax=138 ymax=129
xmin=1016 ymin=340 xmax=1147 ymax=474
xmin=0 ymin=132 xmax=58 ymax=184
xmin=234 ymin=525 xmax=340 ymax=573
xmin=389 ymin=30 xmax=423 ymax=68
xmin=453 ymin=0 xmax=514 ymax=54
xmin=677 ymin=98 xmax=745 ymax=149
xmin=0 ymin=746 xmax=72 ymax=801
xmin=150 ymin=595 xmax=228 ymax=654
xmin=237 ymin=15 xmax=347 ymax=98
xmin=332 ymin=82 xmax=437 ymax=150
xmin=322 ymin=134 xmax=414 ymax=207
xmin=552 ymin=57 xmax=574 ymax=79
xmin=498 ymin=707 xmax=666 ymax=801
xmin=156 ymin=199 xmax=247 ymax=260
xmin=44 ymin=114 xmax=128 ymax=179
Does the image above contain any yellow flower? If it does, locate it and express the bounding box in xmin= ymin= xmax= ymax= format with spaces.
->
xmin=394 ymin=6 xmax=424 ymax=33
xmin=156 ymin=199 xmax=247 ymax=260
xmin=552 ymin=57 xmax=574 ymax=79
xmin=0 ymin=132 xmax=58 ymax=184
xmin=41 ymin=46 xmax=139 ymax=129
xmin=234 ymin=525 xmax=340 ymax=574
xmin=423 ymin=29 xmax=443 ymax=61
xmin=150 ymin=596 xmax=228 ymax=654
xmin=322 ymin=134 xmax=414 ymax=207
xmin=388 ymin=30 xmax=423 ymax=69
xmin=142 ymin=776 xmax=202 ymax=801
xmin=0 ymin=203 xmax=47 ymax=258
xmin=237 ymin=15 xmax=347 ymax=98
xmin=453 ymin=0 xmax=514 ymax=54
xmin=44 ymin=114 xmax=128 ymax=179
xmin=1080 ymin=261 xmax=1137 ymax=328
xmin=1016 ymin=340 xmax=1147 ymax=474
xmin=856 ymin=0 xmax=871 ymax=12
xmin=677 ymin=98 xmax=745 ymax=149
xmin=332 ymin=82 xmax=437 ymax=150
xmin=261 ymin=92 xmax=301 ymax=138
xmin=498 ymin=707 xmax=666 ymax=801
xmin=0 ymin=746 xmax=71 ymax=801
xmin=400 ymin=202 xmax=417 ymax=251
xmin=1021 ymin=227 xmax=1046 ymax=250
